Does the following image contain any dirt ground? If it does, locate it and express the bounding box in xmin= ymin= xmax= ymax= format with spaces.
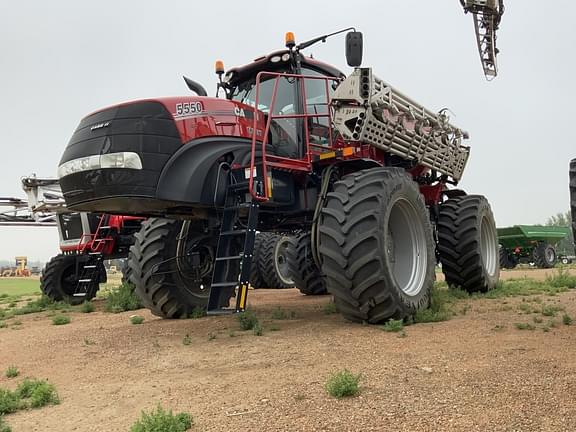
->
xmin=2 ymin=268 xmax=576 ymax=431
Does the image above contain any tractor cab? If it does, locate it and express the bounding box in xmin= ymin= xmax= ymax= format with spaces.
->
xmin=222 ymin=48 xmax=343 ymax=158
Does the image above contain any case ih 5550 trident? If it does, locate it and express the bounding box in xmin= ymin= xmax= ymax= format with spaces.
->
xmin=57 ymin=29 xmax=500 ymax=323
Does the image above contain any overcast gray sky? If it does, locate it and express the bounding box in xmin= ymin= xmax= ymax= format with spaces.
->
xmin=0 ymin=0 xmax=574 ymax=262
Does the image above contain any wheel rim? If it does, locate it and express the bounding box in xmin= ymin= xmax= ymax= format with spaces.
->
xmin=480 ymin=215 xmax=498 ymax=277
xmin=274 ymin=237 xmax=294 ymax=286
xmin=386 ymin=198 xmax=428 ymax=296
xmin=176 ymin=221 xmax=215 ymax=294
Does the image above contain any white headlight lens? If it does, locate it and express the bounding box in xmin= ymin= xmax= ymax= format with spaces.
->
xmin=57 ymin=152 xmax=143 ymax=179
xmin=281 ymin=53 xmax=291 ymax=61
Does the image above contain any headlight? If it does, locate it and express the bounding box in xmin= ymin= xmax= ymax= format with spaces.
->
xmin=57 ymin=152 xmax=143 ymax=179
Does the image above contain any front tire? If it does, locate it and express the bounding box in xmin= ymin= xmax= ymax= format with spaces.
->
xmin=40 ymin=254 xmax=100 ymax=304
xmin=129 ymin=218 xmax=235 ymax=318
xmin=438 ymin=195 xmax=500 ymax=292
xmin=318 ymin=167 xmax=435 ymax=323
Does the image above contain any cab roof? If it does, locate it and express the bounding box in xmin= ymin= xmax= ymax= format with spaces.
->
xmin=224 ymin=50 xmax=345 ymax=88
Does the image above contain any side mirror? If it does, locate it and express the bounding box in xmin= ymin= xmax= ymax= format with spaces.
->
xmin=182 ymin=76 xmax=208 ymax=97
xmin=345 ymin=31 xmax=363 ymax=67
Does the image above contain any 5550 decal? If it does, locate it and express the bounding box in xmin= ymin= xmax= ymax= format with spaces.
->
xmin=174 ymin=102 xmax=204 ymax=117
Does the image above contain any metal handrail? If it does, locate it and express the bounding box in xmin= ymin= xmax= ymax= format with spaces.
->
xmin=248 ymin=71 xmax=336 ymax=201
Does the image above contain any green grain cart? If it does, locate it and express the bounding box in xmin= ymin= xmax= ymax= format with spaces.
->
xmin=498 ymin=225 xmax=572 ymax=269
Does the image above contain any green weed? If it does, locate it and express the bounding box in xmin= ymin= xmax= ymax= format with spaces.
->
xmin=563 ymin=313 xmax=573 ymax=325
xmin=80 ymin=301 xmax=95 ymax=313
xmin=188 ymin=307 xmax=206 ymax=319
xmin=51 ymin=315 xmax=71 ymax=325
xmin=322 ymin=302 xmax=337 ymax=315
xmin=105 ymin=283 xmax=142 ymax=313
xmin=4 ymin=367 xmax=18 ymax=379
xmin=0 ymin=389 xmax=20 ymax=415
xmin=514 ymin=322 xmax=535 ymax=331
xmin=0 ymin=415 xmax=11 ymax=432
xmin=325 ymin=369 xmax=361 ymax=399
xmin=130 ymin=315 xmax=145 ymax=325
xmin=238 ymin=310 xmax=259 ymax=330
xmin=16 ymin=380 xmax=59 ymax=408
xmin=130 ymin=405 xmax=193 ymax=432
xmin=541 ymin=304 xmax=564 ymax=317
xmin=381 ymin=319 xmax=404 ymax=333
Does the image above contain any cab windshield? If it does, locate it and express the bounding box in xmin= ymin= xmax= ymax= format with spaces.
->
xmin=230 ymin=67 xmax=335 ymax=114
xmin=230 ymin=67 xmax=337 ymax=155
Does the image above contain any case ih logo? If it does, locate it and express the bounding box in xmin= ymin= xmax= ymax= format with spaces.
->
xmin=90 ymin=122 xmax=110 ymax=131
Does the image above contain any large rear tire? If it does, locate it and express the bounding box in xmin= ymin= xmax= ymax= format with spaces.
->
xmin=533 ymin=243 xmax=556 ymax=269
xmin=129 ymin=218 xmax=235 ymax=318
xmin=40 ymin=254 xmax=100 ymax=305
xmin=286 ymin=233 xmax=327 ymax=295
xmin=438 ymin=195 xmax=500 ymax=293
xmin=259 ymin=233 xmax=295 ymax=289
xmin=318 ymin=167 xmax=435 ymax=323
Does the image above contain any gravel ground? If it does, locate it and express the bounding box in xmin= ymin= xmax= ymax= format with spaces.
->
xmin=1 ymin=268 xmax=576 ymax=431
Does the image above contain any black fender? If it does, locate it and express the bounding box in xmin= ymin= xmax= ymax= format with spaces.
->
xmin=335 ymin=158 xmax=382 ymax=175
xmin=156 ymin=137 xmax=265 ymax=207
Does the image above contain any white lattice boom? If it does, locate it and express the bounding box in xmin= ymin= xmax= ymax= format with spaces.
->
xmin=332 ymin=68 xmax=470 ymax=182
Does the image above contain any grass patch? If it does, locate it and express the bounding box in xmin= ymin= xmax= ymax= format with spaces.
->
xmin=0 ymin=389 xmax=20 ymax=415
xmin=2 ymin=296 xmax=67 ymax=320
xmin=237 ymin=310 xmax=259 ymax=330
xmin=481 ymin=278 xmax=568 ymax=299
xmin=51 ymin=315 xmax=71 ymax=325
xmin=104 ymin=283 xmax=142 ymax=313
xmin=563 ymin=313 xmax=573 ymax=325
xmin=0 ymin=322 xmax=5 ymax=329
xmin=0 ymin=416 xmax=11 ymax=432
xmin=413 ymin=283 xmax=457 ymax=323
xmin=207 ymin=333 xmax=216 ymax=341
xmin=16 ymin=379 xmax=59 ymax=408
xmin=130 ymin=405 xmax=193 ymax=432
xmin=546 ymin=269 xmax=576 ymax=289
xmin=325 ymin=369 xmax=361 ymax=399
xmin=4 ymin=367 xmax=18 ymax=379
xmin=514 ymin=322 xmax=536 ymax=331
xmin=381 ymin=319 xmax=404 ymax=333
xmin=187 ymin=307 xmax=206 ymax=319
xmin=80 ymin=301 xmax=95 ymax=313
xmin=0 ymin=378 xmax=59 ymax=415
xmin=0 ymin=279 xmax=41 ymax=297
xmin=541 ymin=304 xmax=564 ymax=317
xmin=130 ymin=315 xmax=145 ymax=325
